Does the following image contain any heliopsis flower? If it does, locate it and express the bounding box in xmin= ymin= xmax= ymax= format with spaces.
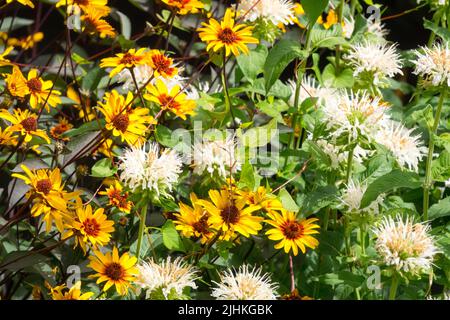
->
xmin=48 ymin=281 xmax=94 ymax=300
xmin=56 ymin=0 xmax=110 ymax=16
xmin=373 ymin=120 xmax=428 ymax=172
xmin=341 ymin=179 xmax=384 ymax=215
xmin=0 ymin=109 xmax=50 ymax=143
xmin=96 ymin=90 xmax=155 ymax=146
xmin=197 ymin=188 xmax=263 ymax=240
xmin=100 ymin=48 xmax=150 ymax=78
xmin=323 ymin=9 xmax=338 ymax=29
xmin=265 ymin=211 xmax=320 ymax=256
xmin=198 ymin=8 xmax=259 ymax=57
xmin=238 ymin=186 xmax=284 ymax=215
xmin=211 ymin=265 xmax=278 ymax=300
xmin=6 ymin=0 xmax=35 ymax=8
xmin=148 ymin=50 xmax=179 ymax=78
xmin=346 ymin=41 xmax=403 ymax=86
xmin=118 ymin=142 xmax=182 ymax=197
xmin=135 ymin=257 xmax=198 ymax=300
xmin=0 ymin=127 xmax=17 ymax=147
xmin=174 ymin=193 xmax=214 ymax=244
xmin=0 ymin=46 xmax=13 ymax=67
xmin=237 ymin=0 xmax=296 ymax=26
xmin=65 ymin=204 xmax=115 ymax=254
xmin=5 ymin=66 xmax=29 ymax=98
xmin=192 ymin=135 xmax=240 ymax=178
xmin=373 ymin=215 xmax=439 ymax=275
xmin=88 ymin=247 xmax=138 ymax=295
xmin=67 ymin=86 xmax=96 ymax=121
xmin=50 ymin=118 xmax=73 ymax=141
xmin=412 ymin=42 xmax=450 ymax=87
xmin=144 ymin=80 xmax=196 ymax=120
xmin=99 ymin=180 xmax=133 ymax=213
xmin=81 ymin=10 xmax=116 ymax=38
xmin=160 ymin=0 xmax=204 ymax=15
xmin=7 ymin=32 xmax=43 ymax=50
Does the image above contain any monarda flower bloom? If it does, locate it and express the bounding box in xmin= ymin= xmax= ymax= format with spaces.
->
xmin=340 ymin=179 xmax=384 ymax=215
xmin=412 ymin=42 xmax=450 ymax=87
xmin=135 ymin=257 xmax=198 ymax=300
xmin=198 ymin=8 xmax=259 ymax=57
xmin=211 ymin=265 xmax=278 ymax=300
xmin=373 ymin=215 xmax=439 ymax=276
xmin=236 ymin=0 xmax=296 ymax=26
xmin=160 ymin=0 xmax=204 ymax=15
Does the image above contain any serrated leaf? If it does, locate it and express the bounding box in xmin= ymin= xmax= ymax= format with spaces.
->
xmin=236 ymin=45 xmax=268 ymax=82
xmin=91 ymin=158 xmax=117 ymax=178
xmin=428 ymin=197 xmax=450 ymax=220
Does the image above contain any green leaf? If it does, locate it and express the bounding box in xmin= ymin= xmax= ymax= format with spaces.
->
xmin=236 ymin=45 xmax=268 ymax=82
xmin=82 ymin=67 xmax=107 ymax=92
xmin=302 ymin=0 xmax=329 ymax=25
xmin=63 ymin=120 xmax=105 ymax=138
xmin=239 ymin=162 xmax=256 ymax=191
xmin=0 ymin=17 xmax=34 ymax=32
xmin=264 ymin=40 xmax=307 ymax=93
xmin=0 ymin=251 xmax=50 ymax=271
xmin=428 ymin=197 xmax=450 ymax=220
xmin=361 ymin=170 xmax=422 ymax=208
xmin=162 ymin=220 xmax=185 ymax=252
xmin=239 ymin=118 xmax=278 ymax=148
xmin=411 ymin=104 xmax=434 ymax=130
xmin=255 ymin=99 xmax=289 ymax=122
xmin=155 ymin=125 xmax=176 ymax=147
xmin=279 ymin=188 xmax=299 ymax=212
xmin=424 ymin=19 xmax=450 ymax=42
xmin=114 ymin=10 xmax=132 ymax=40
xmin=310 ymin=27 xmax=347 ymax=50
xmin=303 ymin=186 xmax=338 ymax=215
xmin=322 ymin=64 xmax=354 ymax=88
xmin=91 ymin=158 xmax=117 ymax=178
xmin=431 ymin=151 xmax=450 ymax=182
xmin=315 ymin=271 xmax=365 ymax=288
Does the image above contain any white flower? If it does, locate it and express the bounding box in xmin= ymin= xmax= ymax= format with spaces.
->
xmin=343 ymin=16 xmax=355 ymax=39
xmin=135 ymin=257 xmax=198 ymax=300
xmin=367 ymin=20 xmax=389 ymax=40
xmin=346 ymin=40 xmax=403 ymax=85
xmin=192 ymin=135 xmax=240 ymax=178
xmin=118 ymin=142 xmax=182 ymax=196
xmin=237 ymin=0 xmax=296 ymax=26
xmin=316 ymin=139 xmax=348 ymax=169
xmin=373 ymin=215 xmax=439 ymax=275
xmin=373 ymin=120 xmax=427 ymax=172
xmin=211 ymin=265 xmax=278 ymax=300
xmin=412 ymin=43 xmax=450 ymax=87
xmin=341 ymin=179 xmax=384 ymax=215
xmin=117 ymin=64 xmax=154 ymax=91
xmin=186 ymin=81 xmax=222 ymax=100
xmin=287 ymin=76 xmax=336 ymax=107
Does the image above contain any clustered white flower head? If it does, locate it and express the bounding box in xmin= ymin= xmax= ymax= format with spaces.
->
xmin=341 ymin=179 xmax=384 ymax=215
xmin=118 ymin=142 xmax=182 ymax=196
xmin=372 ymin=215 xmax=439 ymax=275
xmin=135 ymin=257 xmax=198 ymax=300
xmin=367 ymin=19 xmax=389 ymax=41
xmin=287 ymin=76 xmax=336 ymax=107
xmin=237 ymin=0 xmax=296 ymax=26
xmin=346 ymin=40 xmax=403 ymax=85
xmin=192 ymin=135 xmax=240 ymax=179
xmin=412 ymin=42 xmax=450 ymax=87
xmin=211 ymin=265 xmax=278 ymax=300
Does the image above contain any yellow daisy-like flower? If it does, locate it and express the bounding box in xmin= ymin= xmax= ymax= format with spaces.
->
xmin=6 ymin=0 xmax=35 ymax=8
xmin=56 ymin=0 xmax=110 ymax=16
xmin=5 ymin=66 xmax=29 ymax=98
xmin=174 ymin=193 xmax=214 ymax=244
xmin=48 ymin=281 xmax=94 ymax=300
xmin=144 ymin=80 xmax=196 ymax=120
xmin=323 ymin=9 xmax=338 ymax=30
xmin=238 ymin=186 xmax=285 ymax=215
xmin=8 ymin=32 xmax=44 ymax=50
xmin=65 ymin=204 xmax=115 ymax=254
xmin=198 ymin=8 xmax=258 ymax=57
xmin=265 ymin=211 xmax=320 ymax=256
xmin=100 ymin=48 xmax=150 ymax=78
xmin=81 ymin=10 xmax=116 ymax=38
xmin=67 ymin=86 xmax=96 ymax=121
xmin=161 ymin=0 xmax=204 ymax=15
xmin=99 ymin=180 xmax=133 ymax=213
xmin=97 ymin=90 xmax=155 ymax=146
xmin=0 ymin=127 xmax=17 ymax=147
xmin=0 ymin=46 xmax=13 ymax=67
xmin=50 ymin=117 xmax=73 ymax=141
xmin=148 ymin=50 xmax=179 ymax=78
xmin=0 ymin=108 xmax=50 ymax=144
xmin=88 ymin=247 xmax=138 ymax=296
xmin=197 ymin=188 xmax=263 ymax=240
xmin=25 ymin=68 xmax=61 ymax=111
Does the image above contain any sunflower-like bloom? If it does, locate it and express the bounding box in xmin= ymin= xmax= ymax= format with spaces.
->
xmin=0 ymin=127 xmax=17 ymax=147
xmin=161 ymin=0 xmax=204 ymax=15
xmin=198 ymin=8 xmax=258 ymax=57
xmin=64 ymin=204 xmax=115 ymax=254
xmin=100 ymin=48 xmax=150 ymax=78
xmin=0 ymin=46 xmax=13 ymax=67
xmin=197 ymin=188 xmax=263 ymax=240
xmin=148 ymin=50 xmax=179 ymax=78
xmin=96 ymin=90 xmax=155 ymax=146
xmin=88 ymin=247 xmax=138 ymax=296
xmin=238 ymin=186 xmax=285 ymax=215
xmin=174 ymin=193 xmax=214 ymax=244
xmin=48 ymin=281 xmax=94 ymax=300
xmin=98 ymin=180 xmax=133 ymax=213
xmin=12 ymin=165 xmax=77 ymax=232
xmin=7 ymin=32 xmax=44 ymax=50
xmin=6 ymin=0 xmax=35 ymax=8
xmin=67 ymin=86 xmax=96 ymax=121
xmin=50 ymin=117 xmax=73 ymax=141
xmin=144 ymin=80 xmax=196 ymax=120
xmin=81 ymin=10 xmax=116 ymax=38
xmin=0 ymin=109 xmax=50 ymax=144
xmin=56 ymin=0 xmax=110 ymax=16
xmin=265 ymin=211 xmax=320 ymax=256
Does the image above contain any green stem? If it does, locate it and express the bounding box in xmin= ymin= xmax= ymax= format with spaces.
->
xmin=360 ymin=226 xmax=365 ymax=255
xmin=389 ymin=273 xmax=399 ymax=300
xmin=136 ymin=204 xmax=148 ymax=261
xmin=350 ymin=0 xmax=357 ymax=16
xmin=345 ymin=145 xmax=355 ymax=184
xmin=221 ymin=51 xmax=236 ymax=128
xmin=423 ymin=87 xmax=447 ymax=221
xmin=335 ymin=0 xmax=346 ymax=74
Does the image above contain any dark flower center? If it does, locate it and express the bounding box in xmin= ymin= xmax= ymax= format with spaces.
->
xmin=192 ymin=215 xmax=210 ymax=234
xmin=282 ymin=221 xmax=304 ymax=240
xmin=36 ymin=179 xmax=52 ymax=195
xmin=159 ymin=94 xmax=180 ymax=110
xmin=218 ymin=28 xmax=239 ymax=44
xmin=112 ymin=114 xmax=130 ymax=132
xmin=27 ymin=78 xmax=42 ymax=93
xmin=220 ymin=204 xmax=240 ymax=225
xmin=82 ymin=218 xmax=101 ymax=237
xmin=120 ymin=52 xmax=142 ymax=65
xmin=152 ymin=54 xmax=174 ymax=76
xmin=104 ymin=262 xmax=125 ymax=281
xmin=21 ymin=117 xmax=38 ymax=132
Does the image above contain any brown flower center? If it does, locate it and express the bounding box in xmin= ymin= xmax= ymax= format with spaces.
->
xmin=151 ymin=54 xmax=174 ymax=76
xmin=159 ymin=94 xmax=180 ymax=111
xmin=220 ymin=204 xmax=240 ymax=225
xmin=192 ymin=215 xmax=210 ymax=234
xmin=21 ymin=117 xmax=38 ymax=132
xmin=120 ymin=52 xmax=142 ymax=65
xmin=82 ymin=218 xmax=101 ymax=237
xmin=74 ymin=0 xmax=89 ymax=5
xmin=112 ymin=114 xmax=129 ymax=132
xmin=282 ymin=221 xmax=304 ymax=240
xmin=218 ymin=28 xmax=239 ymax=44
xmin=104 ymin=262 xmax=125 ymax=281
xmin=27 ymin=77 xmax=42 ymax=93
xmin=36 ymin=179 xmax=52 ymax=195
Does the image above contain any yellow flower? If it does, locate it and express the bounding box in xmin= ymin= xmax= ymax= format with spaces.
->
xmin=238 ymin=186 xmax=285 ymax=215
xmin=174 ymin=193 xmax=214 ymax=244
xmin=197 ymin=188 xmax=263 ymax=240
xmin=144 ymin=79 xmax=196 ymax=120
xmin=198 ymin=8 xmax=258 ymax=57
xmin=8 ymin=32 xmax=43 ymax=50
xmin=96 ymin=90 xmax=155 ymax=146
xmin=6 ymin=0 xmax=35 ymax=8
xmin=56 ymin=0 xmax=110 ymax=16
xmin=88 ymin=247 xmax=138 ymax=295
xmin=50 ymin=117 xmax=73 ymax=141
xmin=100 ymin=48 xmax=150 ymax=78
xmin=81 ymin=10 xmax=116 ymax=38
xmin=323 ymin=9 xmax=338 ymax=30
xmin=99 ymin=180 xmax=133 ymax=213
xmin=65 ymin=204 xmax=115 ymax=254
xmin=25 ymin=68 xmax=61 ymax=111
xmin=97 ymin=138 xmax=116 ymax=158
xmin=0 ymin=127 xmax=17 ymax=147
xmin=148 ymin=50 xmax=178 ymax=78
xmin=67 ymin=86 xmax=96 ymax=121
xmin=292 ymin=3 xmax=324 ymax=29
xmin=265 ymin=211 xmax=320 ymax=256
xmin=48 ymin=281 xmax=94 ymax=300
xmin=0 ymin=46 xmax=13 ymax=67
xmin=5 ymin=66 xmax=29 ymax=98
xmin=161 ymin=0 xmax=204 ymax=15
xmin=0 ymin=108 xmax=50 ymax=143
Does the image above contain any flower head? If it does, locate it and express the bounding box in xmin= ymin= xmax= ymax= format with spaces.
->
xmin=81 ymin=10 xmax=116 ymax=38
xmin=412 ymin=42 xmax=450 ymax=87
xmin=161 ymin=0 xmax=204 ymax=15
xmin=237 ymin=0 xmax=296 ymax=26
xmin=99 ymin=180 xmax=133 ymax=213
xmin=48 ymin=281 xmax=94 ymax=300
xmin=0 ymin=108 xmax=50 ymax=144
xmin=341 ymin=179 xmax=384 ymax=215
xmin=100 ymin=48 xmax=150 ymax=78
